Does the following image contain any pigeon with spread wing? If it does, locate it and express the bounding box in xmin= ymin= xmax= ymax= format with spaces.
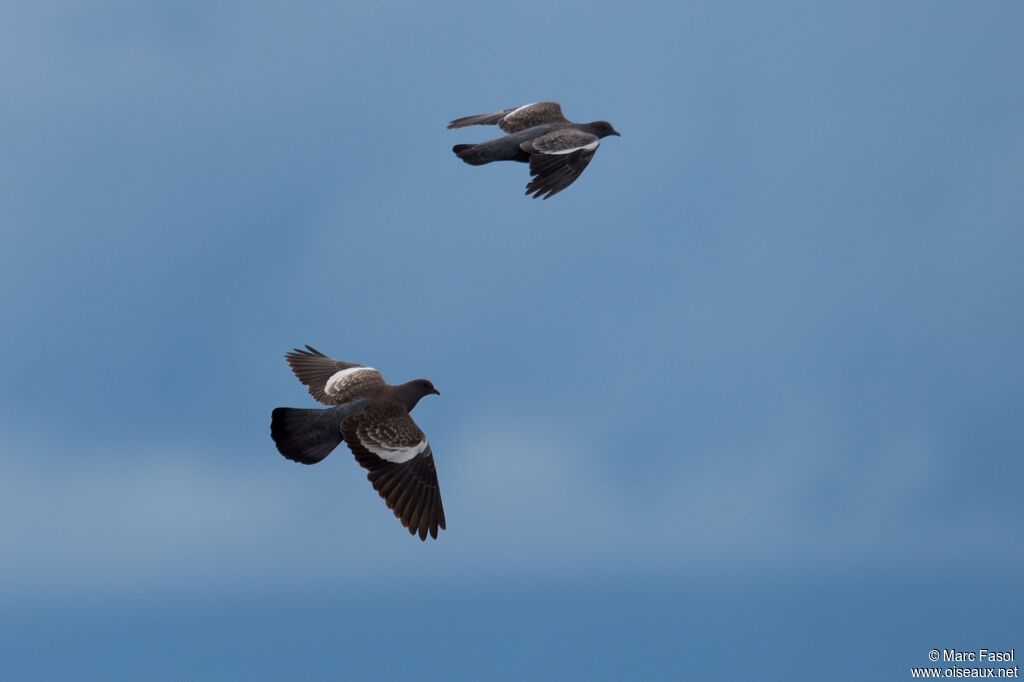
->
xmin=449 ymin=101 xmax=619 ymax=199
xmin=270 ymin=346 xmax=445 ymax=540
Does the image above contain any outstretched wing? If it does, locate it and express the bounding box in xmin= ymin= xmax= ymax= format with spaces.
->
xmin=341 ymin=403 xmax=446 ymax=541
xmin=521 ymin=129 xmax=600 ymax=199
xmin=284 ymin=345 xmax=385 ymax=405
xmin=448 ymin=101 xmax=568 ymax=133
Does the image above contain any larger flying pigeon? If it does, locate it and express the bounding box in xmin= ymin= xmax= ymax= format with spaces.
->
xmin=448 ymin=101 xmax=620 ymax=199
xmin=270 ymin=346 xmax=445 ymax=540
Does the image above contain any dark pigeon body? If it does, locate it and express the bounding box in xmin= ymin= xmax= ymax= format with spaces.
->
xmin=449 ymin=102 xmax=619 ymax=199
xmin=270 ymin=346 xmax=445 ymax=541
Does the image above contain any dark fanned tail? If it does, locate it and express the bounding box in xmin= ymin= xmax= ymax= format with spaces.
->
xmin=270 ymin=399 xmax=372 ymax=465
xmin=452 ymin=143 xmax=490 ymax=166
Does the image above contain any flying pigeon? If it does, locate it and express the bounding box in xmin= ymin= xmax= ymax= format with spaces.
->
xmin=270 ymin=346 xmax=446 ymax=540
xmin=448 ymin=101 xmax=620 ymax=199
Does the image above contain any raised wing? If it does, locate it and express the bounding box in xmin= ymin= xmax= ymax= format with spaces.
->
xmin=448 ymin=101 xmax=568 ymax=133
xmin=284 ymin=345 xmax=385 ymax=405
xmin=521 ymin=129 xmax=601 ymax=199
xmin=341 ymin=403 xmax=446 ymax=540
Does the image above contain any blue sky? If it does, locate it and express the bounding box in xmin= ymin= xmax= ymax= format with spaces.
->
xmin=2 ymin=2 xmax=1022 ymax=679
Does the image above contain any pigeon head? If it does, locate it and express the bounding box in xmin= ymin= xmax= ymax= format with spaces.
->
xmin=587 ymin=121 xmax=620 ymax=138
xmin=398 ymin=379 xmax=440 ymax=410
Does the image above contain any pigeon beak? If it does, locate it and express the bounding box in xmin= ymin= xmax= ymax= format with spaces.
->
xmin=432 ymin=388 xmax=441 ymax=396
xmin=612 ymin=129 xmax=621 ymax=136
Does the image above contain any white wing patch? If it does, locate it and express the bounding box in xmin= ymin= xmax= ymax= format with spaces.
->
xmin=370 ymin=439 xmax=428 ymax=464
xmin=546 ymin=139 xmax=600 ymax=155
xmin=324 ymin=366 xmax=378 ymax=396
xmin=507 ymin=102 xmax=538 ymax=119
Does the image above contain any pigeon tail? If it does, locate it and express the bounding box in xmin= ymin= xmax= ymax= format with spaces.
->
xmin=452 ymin=144 xmax=491 ymax=166
xmin=271 ymin=407 xmax=346 ymax=464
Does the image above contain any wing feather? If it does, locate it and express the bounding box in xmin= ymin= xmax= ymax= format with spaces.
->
xmin=448 ymin=101 xmax=568 ymax=133
xmin=284 ymin=346 xmax=384 ymax=405
xmin=341 ymin=404 xmax=445 ymax=540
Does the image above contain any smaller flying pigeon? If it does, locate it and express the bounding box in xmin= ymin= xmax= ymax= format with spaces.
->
xmin=270 ymin=346 xmax=445 ymax=540
xmin=448 ymin=101 xmax=620 ymax=199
